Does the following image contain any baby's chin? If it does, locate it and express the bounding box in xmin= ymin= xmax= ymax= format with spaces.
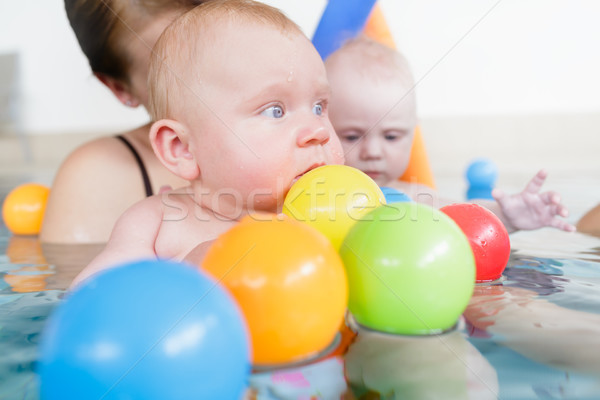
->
xmin=246 ymin=195 xmax=281 ymax=216
xmin=374 ymin=177 xmax=390 ymax=187
xmin=360 ymin=171 xmax=387 ymax=186
xmin=244 ymin=210 xmax=280 ymax=222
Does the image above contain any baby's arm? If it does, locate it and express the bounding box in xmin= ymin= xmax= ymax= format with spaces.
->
xmin=386 ymin=170 xmax=574 ymax=233
xmin=69 ymin=197 xmax=164 ymax=289
xmin=465 ymin=285 xmax=600 ymax=374
xmin=475 ymin=169 xmax=574 ymax=233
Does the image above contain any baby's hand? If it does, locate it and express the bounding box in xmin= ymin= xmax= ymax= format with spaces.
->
xmin=493 ymin=169 xmax=575 ymax=232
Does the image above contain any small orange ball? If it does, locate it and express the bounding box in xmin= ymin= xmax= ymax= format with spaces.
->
xmin=2 ymin=183 xmax=50 ymax=235
xmin=201 ymin=214 xmax=348 ymax=366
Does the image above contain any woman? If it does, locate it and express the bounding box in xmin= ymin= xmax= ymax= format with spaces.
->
xmin=40 ymin=0 xmax=204 ymax=243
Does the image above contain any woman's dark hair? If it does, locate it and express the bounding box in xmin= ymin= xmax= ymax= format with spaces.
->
xmin=64 ymin=0 xmax=204 ymax=82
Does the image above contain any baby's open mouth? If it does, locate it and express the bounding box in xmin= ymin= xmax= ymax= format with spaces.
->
xmin=284 ymin=163 xmax=327 ymax=202
xmin=293 ymin=163 xmax=326 ymax=184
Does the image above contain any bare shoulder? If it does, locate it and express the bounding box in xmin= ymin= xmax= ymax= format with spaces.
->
xmin=111 ymin=195 xmax=165 ymax=236
xmin=41 ymin=134 xmax=150 ymax=243
xmin=56 ymin=135 xmax=141 ymax=173
xmin=100 ymin=195 xmax=166 ymax=254
xmin=577 ymin=203 xmax=600 ymax=236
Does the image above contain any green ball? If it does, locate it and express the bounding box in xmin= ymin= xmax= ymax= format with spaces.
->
xmin=340 ymin=202 xmax=475 ymax=335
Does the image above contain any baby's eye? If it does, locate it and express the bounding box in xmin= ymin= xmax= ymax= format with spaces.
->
xmin=340 ymin=131 xmax=361 ymax=142
xmin=312 ymin=103 xmax=323 ymax=116
xmin=384 ymin=130 xmax=407 ymax=141
xmin=261 ymin=105 xmax=284 ymax=118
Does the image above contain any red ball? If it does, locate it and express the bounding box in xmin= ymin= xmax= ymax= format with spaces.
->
xmin=440 ymin=203 xmax=510 ymax=282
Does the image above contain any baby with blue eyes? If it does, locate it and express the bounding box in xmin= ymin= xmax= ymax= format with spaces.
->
xmin=72 ymin=0 xmax=344 ymax=287
xmin=325 ymin=37 xmax=575 ymax=234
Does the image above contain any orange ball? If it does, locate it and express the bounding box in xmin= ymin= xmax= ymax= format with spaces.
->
xmin=201 ymin=215 xmax=348 ymax=366
xmin=2 ymin=183 xmax=50 ymax=235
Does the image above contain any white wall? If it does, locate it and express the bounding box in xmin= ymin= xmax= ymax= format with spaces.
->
xmin=0 ymin=0 xmax=149 ymax=134
xmin=382 ymin=0 xmax=600 ymax=117
xmin=1 ymin=0 xmax=600 ymax=134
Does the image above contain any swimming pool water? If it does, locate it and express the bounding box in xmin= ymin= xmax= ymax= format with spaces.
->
xmin=1 ymin=202 xmax=600 ymax=398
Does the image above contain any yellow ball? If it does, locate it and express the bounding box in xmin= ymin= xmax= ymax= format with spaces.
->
xmin=283 ymin=165 xmax=385 ymax=250
xmin=2 ymin=183 xmax=50 ymax=235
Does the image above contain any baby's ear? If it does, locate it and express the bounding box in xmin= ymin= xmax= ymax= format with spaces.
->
xmin=149 ymin=119 xmax=199 ymax=180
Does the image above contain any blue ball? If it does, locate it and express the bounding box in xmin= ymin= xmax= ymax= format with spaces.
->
xmin=380 ymin=186 xmax=412 ymax=204
xmin=466 ymin=186 xmax=494 ymax=201
xmin=38 ymin=260 xmax=251 ymax=400
xmin=465 ymin=158 xmax=498 ymax=188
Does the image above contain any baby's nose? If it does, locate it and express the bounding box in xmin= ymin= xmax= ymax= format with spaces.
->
xmin=296 ymin=120 xmax=331 ymax=147
xmin=360 ymin=135 xmax=383 ymax=159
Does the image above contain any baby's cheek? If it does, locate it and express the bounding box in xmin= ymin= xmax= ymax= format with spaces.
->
xmin=343 ymin=153 xmax=361 ymax=169
xmin=241 ymin=172 xmax=282 ymax=204
xmin=330 ymin=139 xmax=347 ymax=165
xmin=332 ymin=145 xmax=346 ymax=165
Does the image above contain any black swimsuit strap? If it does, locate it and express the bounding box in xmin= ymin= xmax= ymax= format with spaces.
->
xmin=115 ymin=135 xmax=153 ymax=197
